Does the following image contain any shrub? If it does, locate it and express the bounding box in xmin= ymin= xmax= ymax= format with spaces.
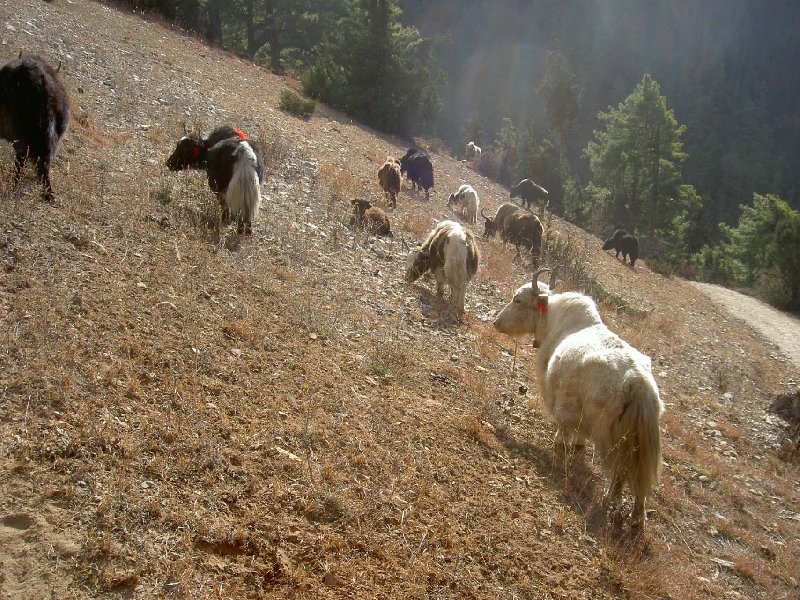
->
xmin=278 ymin=89 xmax=315 ymax=120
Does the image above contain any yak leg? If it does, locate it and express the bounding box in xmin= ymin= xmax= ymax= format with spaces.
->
xmin=434 ymin=270 xmax=447 ymax=298
xmin=451 ymin=282 xmax=466 ymax=316
xmin=35 ymin=154 xmax=54 ymax=201
xmin=629 ymin=493 xmax=646 ymax=529
xmin=12 ymin=143 xmax=29 ymax=188
xmin=218 ymin=192 xmax=229 ymax=224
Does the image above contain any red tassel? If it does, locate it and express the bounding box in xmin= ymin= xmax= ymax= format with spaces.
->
xmin=233 ymin=129 xmax=248 ymax=140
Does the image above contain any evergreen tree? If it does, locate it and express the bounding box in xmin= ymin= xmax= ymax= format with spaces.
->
xmin=585 ymin=74 xmax=688 ymax=252
xmin=493 ymin=118 xmax=518 ymax=186
xmin=694 ymin=194 xmax=800 ymax=309
xmin=536 ymin=51 xmax=582 ymax=158
xmin=303 ymin=0 xmax=441 ymax=134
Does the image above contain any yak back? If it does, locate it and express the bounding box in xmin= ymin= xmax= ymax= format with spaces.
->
xmin=0 ymin=55 xmax=70 ymax=155
xmin=505 ymin=211 xmax=543 ymax=248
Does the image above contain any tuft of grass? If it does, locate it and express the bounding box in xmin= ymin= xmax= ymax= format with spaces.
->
xmin=278 ymin=89 xmax=316 ymax=120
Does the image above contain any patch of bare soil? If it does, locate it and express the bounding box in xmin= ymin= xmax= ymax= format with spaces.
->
xmin=0 ymin=1 xmax=798 ymax=599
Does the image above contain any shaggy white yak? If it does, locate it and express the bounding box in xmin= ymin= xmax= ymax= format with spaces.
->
xmin=493 ymin=269 xmax=664 ymax=527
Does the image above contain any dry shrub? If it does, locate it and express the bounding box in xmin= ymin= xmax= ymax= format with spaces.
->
xmin=320 ymin=163 xmax=361 ymax=202
xmin=481 ymin=242 xmax=516 ymax=290
xmin=395 ymin=210 xmax=434 ymax=240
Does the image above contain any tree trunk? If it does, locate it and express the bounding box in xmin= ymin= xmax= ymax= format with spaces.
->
xmin=206 ymin=0 xmax=223 ymax=47
xmin=264 ymin=0 xmax=283 ymax=73
xmin=245 ymin=0 xmax=256 ymax=56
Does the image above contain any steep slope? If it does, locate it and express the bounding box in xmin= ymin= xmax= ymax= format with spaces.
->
xmin=0 ymin=1 xmax=797 ymax=599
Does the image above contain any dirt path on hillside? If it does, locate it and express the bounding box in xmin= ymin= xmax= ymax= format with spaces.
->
xmin=691 ymin=281 xmax=800 ymax=369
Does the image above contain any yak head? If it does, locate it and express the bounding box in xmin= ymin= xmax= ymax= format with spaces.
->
xmin=404 ymin=245 xmax=430 ymax=283
xmin=493 ymin=267 xmax=558 ymax=338
xmin=481 ymin=207 xmax=497 ymax=238
xmin=166 ymin=134 xmax=206 ymax=171
xmin=602 ymin=229 xmax=629 ymax=250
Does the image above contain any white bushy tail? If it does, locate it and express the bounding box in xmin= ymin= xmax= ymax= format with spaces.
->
xmin=614 ymin=372 xmax=663 ymax=523
xmin=226 ymin=141 xmax=261 ymax=232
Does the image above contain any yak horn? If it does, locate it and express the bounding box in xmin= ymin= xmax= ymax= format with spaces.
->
xmin=532 ymin=267 xmax=552 ymax=285
xmin=480 ymin=207 xmax=489 ymax=220
xmin=548 ymin=265 xmax=559 ymax=290
xmin=183 ymin=121 xmax=189 ymax=135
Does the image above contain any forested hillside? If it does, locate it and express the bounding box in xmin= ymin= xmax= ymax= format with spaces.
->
xmin=115 ymin=0 xmax=800 ymax=310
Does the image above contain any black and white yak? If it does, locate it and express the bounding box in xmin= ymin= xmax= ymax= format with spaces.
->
xmin=166 ymin=126 xmax=265 ymax=235
xmin=447 ymin=184 xmax=480 ymax=223
xmin=205 ymin=136 xmax=263 ymax=235
xmin=0 ymin=54 xmax=70 ymax=201
xmin=165 ymin=125 xmax=264 ymax=182
xmin=405 ymin=220 xmax=479 ymax=317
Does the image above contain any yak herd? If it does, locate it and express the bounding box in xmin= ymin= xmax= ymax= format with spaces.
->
xmin=1 ymin=52 xmax=661 ymax=530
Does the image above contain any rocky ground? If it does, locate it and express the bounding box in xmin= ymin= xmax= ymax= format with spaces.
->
xmin=0 ymin=1 xmax=798 ymax=598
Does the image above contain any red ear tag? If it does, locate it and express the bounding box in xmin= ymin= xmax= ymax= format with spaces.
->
xmin=536 ymin=301 xmax=548 ymax=313
xmin=233 ymin=129 xmax=248 ymax=140
xmin=192 ymin=146 xmax=201 ymax=158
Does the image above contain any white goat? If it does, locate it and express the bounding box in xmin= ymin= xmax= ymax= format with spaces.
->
xmin=493 ymin=269 xmax=664 ymax=527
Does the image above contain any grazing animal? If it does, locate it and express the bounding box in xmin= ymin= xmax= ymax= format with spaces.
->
xmin=166 ymin=125 xmax=265 ymax=183
xmin=493 ymin=268 xmax=664 ymax=527
xmin=377 ymin=159 xmax=402 ymax=208
xmin=465 ymin=141 xmax=482 ymax=161
xmin=405 ymin=220 xmax=480 ymax=316
xmin=205 ymin=137 xmax=262 ymax=235
xmin=481 ymin=203 xmax=543 ymax=264
xmin=602 ymin=229 xmax=639 ymax=267
xmin=349 ymin=199 xmax=392 ymax=237
xmin=447 ymin=184 xmax=480 ymax=223
xmin=0 ymin=54 xmax=70 ymax=201
xmin=511 ymin=178 xmax=549 ymax=212
xmin=399 ymin=148 xmax=434 ymax=198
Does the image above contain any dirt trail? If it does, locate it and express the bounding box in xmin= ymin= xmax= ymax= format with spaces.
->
xmin=691 ymin=281 xmax=800 ymax=369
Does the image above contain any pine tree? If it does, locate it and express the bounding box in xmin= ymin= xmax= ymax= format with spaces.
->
xmin=586 ymin=74 xmax=688 ymax=253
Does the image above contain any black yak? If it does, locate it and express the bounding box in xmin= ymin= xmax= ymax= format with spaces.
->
xmin=0 ymin=54 xmax=70 ymax=201
xmin=602 ymin=229 xmax=639 ymax=267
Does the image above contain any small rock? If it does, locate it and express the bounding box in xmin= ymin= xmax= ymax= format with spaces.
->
xmin=231 ymin=348 xmax=242 ymax=358
xmin=323 ymin=571 xmax=342 ymax=587
xmin=710 ymin=557 xmax=734 ymax=569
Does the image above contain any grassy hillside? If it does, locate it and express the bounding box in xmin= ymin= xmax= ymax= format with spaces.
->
xmin=0 ymin=1 xmax=797 ymax=598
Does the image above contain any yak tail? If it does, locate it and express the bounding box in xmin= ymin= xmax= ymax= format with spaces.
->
xmin=615 ymin=373 xmax=663 ymax=509
xmin=226 ymin=141 xmax=261 ymax=229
